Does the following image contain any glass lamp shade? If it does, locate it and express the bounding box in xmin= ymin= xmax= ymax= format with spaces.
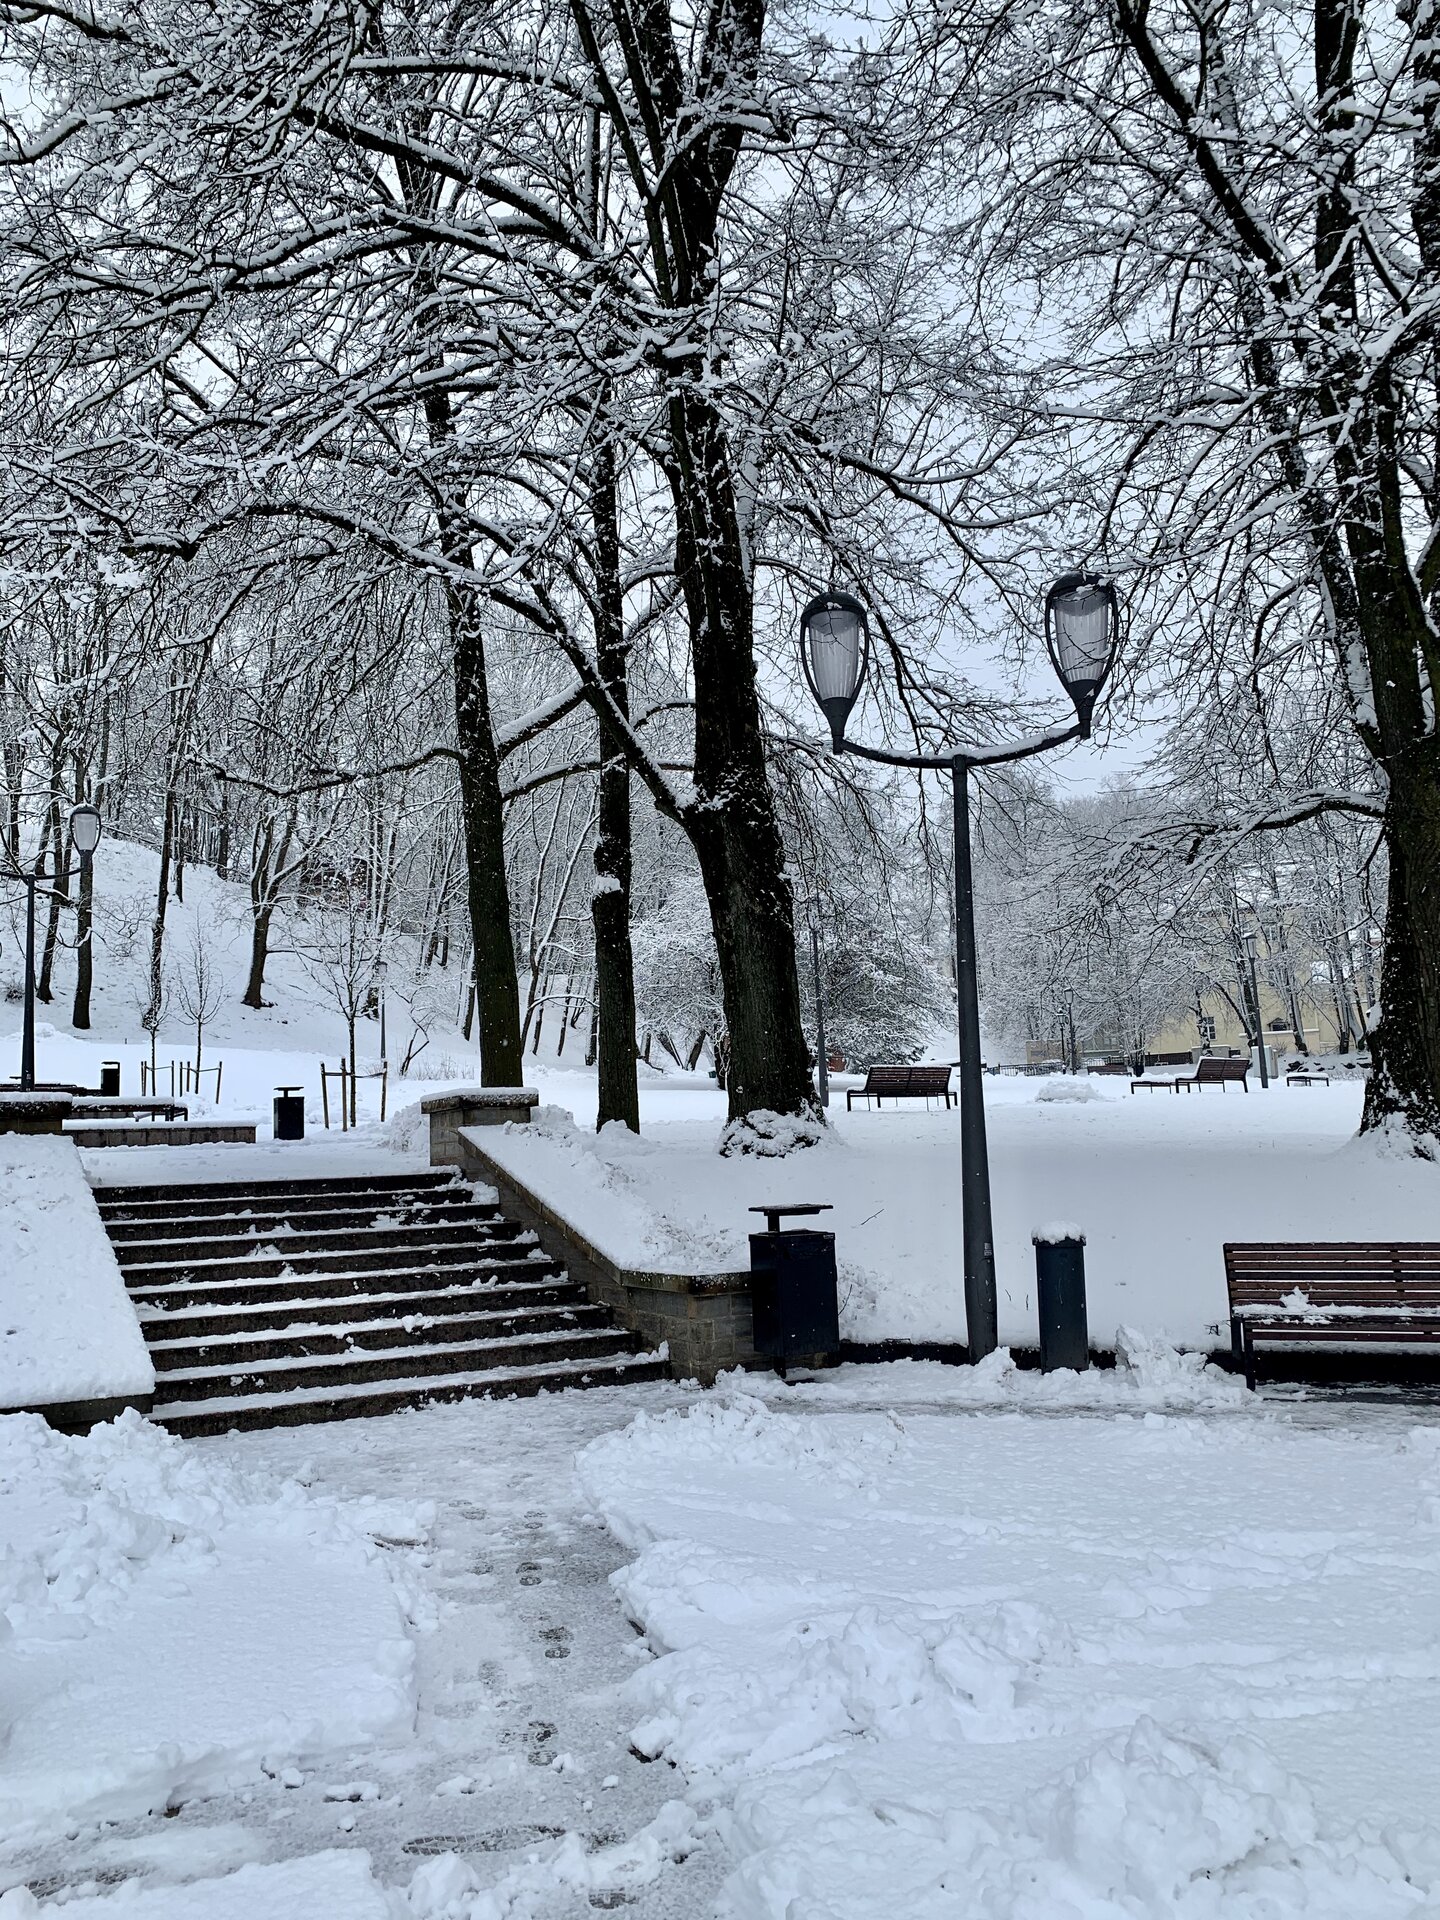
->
xmin=800 ymin=591 xmax=870 ymax=747
xmin=1045 ymin=572 xmax=1118 ymax=730
xmin=68 ymin=803 xmax=102 ymax=858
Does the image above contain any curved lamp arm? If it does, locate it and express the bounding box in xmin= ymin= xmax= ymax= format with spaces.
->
xmin=834 ymin=715 xmax=1085 ymax=774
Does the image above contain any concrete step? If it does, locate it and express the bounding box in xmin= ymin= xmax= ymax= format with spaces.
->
xmin=120 ymin=1235 xmax=544 ymax=1289
xmin=127 ymin=1256 xmax=564 ymax=1312
xmin=151 ymin=1351 xmax=673 ymax=1436
xmin=133 ymin=1277 xmax=590 ymax=1340
xmin=145 ymin=1302 xmax=611 ymax=1370
xmin=93 ymin=1172 xmax=461 ymax=1210
xmin=103 ymin=1198 xmax=500 ymax=1242
xmin=98 ymin=1168 xmax=670 ymax=1433
xmin=112 ymin=1216 xmax=524 ymax=1266
xmin=152 ymin=1326 xmax=648 ymax=1403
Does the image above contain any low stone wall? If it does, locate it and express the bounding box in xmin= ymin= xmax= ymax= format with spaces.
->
xmin=65 ymin=1121 xmax=258 ymax=1149
xmin=422 ymin=1087 xmax=539 ymax=1167
xmin=0 ymin=1093 xmax=75 ymax=1134
xmin=453 ymin=1126 xmax=759 ymax=1386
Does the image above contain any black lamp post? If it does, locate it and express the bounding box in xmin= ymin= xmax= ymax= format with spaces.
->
xmin=10 ymin=804 xmax=103 ymax=1091
xmin=799 ymin=575 xmax=1119 ymax=1359
xmin=808 ymin=900 xmax=829 ymax=1110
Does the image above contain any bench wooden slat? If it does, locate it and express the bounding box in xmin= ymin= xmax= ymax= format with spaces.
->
xmin=848 ymin=1064 xmax=954 ymax=1111
xmin=1222 ymin=1239 xmax=1440 ymax=1387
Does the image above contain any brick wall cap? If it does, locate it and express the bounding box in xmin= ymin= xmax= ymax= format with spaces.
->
xmin=421 ymin=1087 xmax=539 ymax=1116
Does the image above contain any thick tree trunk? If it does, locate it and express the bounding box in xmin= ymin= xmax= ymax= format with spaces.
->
xmin=36 ymin=806 xmax=67 ymax=1003
xmin=147 ymin=785 xmax=175 ymax=1030
xmin=424 ymin=388 xmax=523 ymax=1089
xmin=449 ymin=573 xmax=523 ymax=1085
xmin=664 ymin=386 xmax=816 ymax=1135
xmin=72 ymin=851 xmax=94 ymax=1029
xmin=243 ymin=816 xmax=288 ymax=1009
xmin=590 ymin=442 xmax=640 ymax=1133
xmin=244 ymin=905 xmax=273 ymax=1010
xmin=1362 ymin=760 xmax=1440 ymax=1146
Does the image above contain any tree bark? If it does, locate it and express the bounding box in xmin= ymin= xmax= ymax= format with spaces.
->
xmin=36 ymin=801 xmax=67 ymax=1003
xmin=425 ymin=391 xmax=525 ymax=1088
xmin=590 ymin=440 xmax=641 ymax=1132
xmin=147 ymin=783 xmax=175 ymax=1032
xmin=244 ymin=904 xmax=274 ymax=1010
xmin=665 ymin=385 xmax=815 ymax=1130
xmin=1362 ymin=760 xmax=1440 ymax=1142
xmin=449 ymin=562 xmax=524 ymax=1086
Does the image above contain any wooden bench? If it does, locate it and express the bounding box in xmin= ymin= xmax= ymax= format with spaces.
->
xmin=846 ymin=1064 xmax=955 ymax=1110
xmin=1286 ymin=1069 xmax=1331 ymax=1087
xmin=1131 ymin=1056 xmax=1249 ymax=1093
xmin=64 ymin=1119 xmax=256 ymax=1149
xmin=1224 ymin=1242 xmax=1440 ymax=1388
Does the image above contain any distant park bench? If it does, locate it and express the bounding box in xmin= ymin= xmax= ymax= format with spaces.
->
xmin=846 ymin=1064 xmax=955 ymax=1111
xmin=1224 ymin=1242 xmax=1440 ymax=1388
xmin=1286 ymin=1069 xmax=1331 ymax=1087
xmin=1131 ymin=1056 xmax=1249 ymax=1094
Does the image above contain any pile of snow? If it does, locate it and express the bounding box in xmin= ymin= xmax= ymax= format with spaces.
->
xmin=752 ymin=1331 xmax=1250 ymax=1414
xmin=0 ymin=1412 xmax=429 ymax=1844
xmin=578 ymin=1388 xmax=1440 ymax=1918
xmin=0 ymin=1136 xmax=153 ymax=1411
xmin=476 ymin=1108 xmax=745 ymax=1273
xmin=1032 ymin=1074 xmax=1108 ymax=1103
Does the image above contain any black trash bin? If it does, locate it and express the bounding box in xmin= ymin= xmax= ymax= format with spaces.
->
xmin=748 ymin=1204 xmax=840 ymax=1370
xmin=1032 ymin=1230 xmax=1089 ymax=1372
xmin=99 ymin=1061 xmax=121 ymax=1097
xmin=273 ymin=1085 xmax=306 ymax=1141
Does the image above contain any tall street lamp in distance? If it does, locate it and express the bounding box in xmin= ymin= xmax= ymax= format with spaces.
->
xmin=8 ymin=804 xmax=104 ymax=1091
xmin=800 ymin=575 xmax=1119 ymax=1359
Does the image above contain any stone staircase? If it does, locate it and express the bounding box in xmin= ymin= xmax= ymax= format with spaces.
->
xmin=94 ymin=1171 xmax=668 ymax=1434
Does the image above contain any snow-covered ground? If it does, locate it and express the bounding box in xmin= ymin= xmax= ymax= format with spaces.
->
xmin=0 ymin=1385 xmax=717 ymax=1917
xmin=0 ymin=1413 xmax=424 ymax=1851
xmin=0 ymin=1136 xmax=153 ymax=1410
xmin=6 ymin=841 xmax=1439 ymax=1913
xmin=47 ymin=1051 xmax=1440 ymax=1353
xmin=472 ymin=1077 xmax=1436 ymax=1350
xmin=3 ymin=1375 xmax=1437 ymax=1917
xmin=580 ymin=1377 xmax=1440 ymax=1919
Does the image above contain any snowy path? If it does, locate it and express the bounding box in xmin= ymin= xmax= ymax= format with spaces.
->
xmin=6 ymin=1370 xmax=1440 ymax=1916
xmin=1 ymin=1385 xmax=721 ymax=1915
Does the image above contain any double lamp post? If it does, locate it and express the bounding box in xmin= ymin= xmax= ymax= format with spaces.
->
xmin=799 ymin=576 xmax=1119 ymax=1361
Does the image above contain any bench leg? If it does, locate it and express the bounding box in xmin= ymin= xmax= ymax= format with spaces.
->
xmin=1243 ymin=1325 xmax=1257 ymax=1392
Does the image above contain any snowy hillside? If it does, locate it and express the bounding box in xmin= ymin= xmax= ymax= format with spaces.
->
xmin=0 ymin=839 xmax=494 ymax=1116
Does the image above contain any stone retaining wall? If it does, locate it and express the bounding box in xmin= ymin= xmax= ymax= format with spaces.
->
xmin=451 ymin=1125 xmax=759 ymax=1386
